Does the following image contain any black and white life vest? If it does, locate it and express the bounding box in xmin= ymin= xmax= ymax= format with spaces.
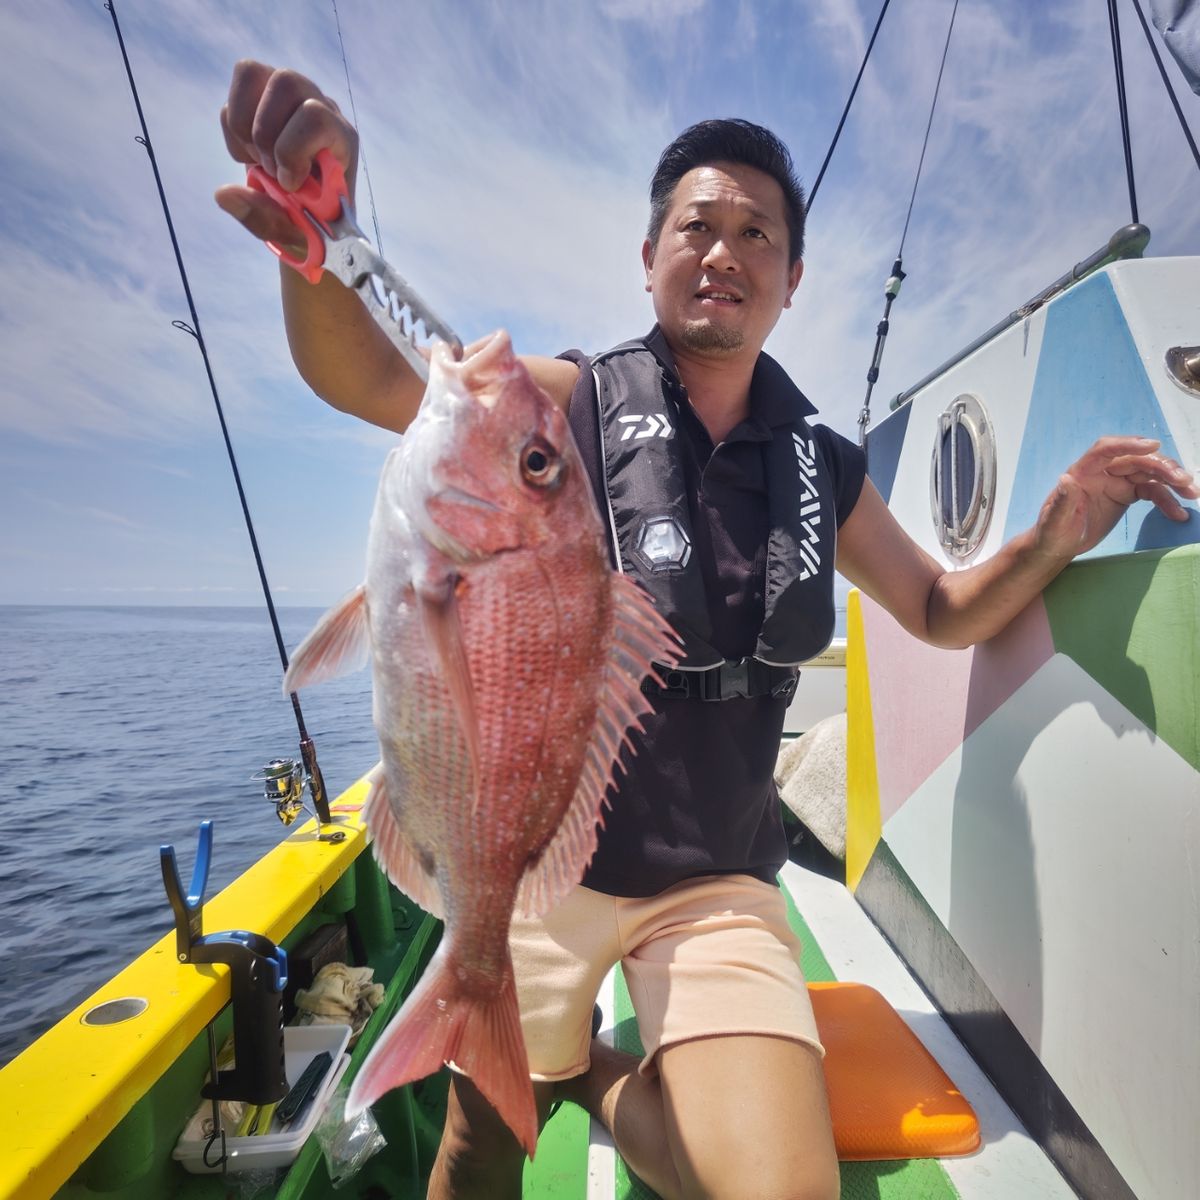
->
xmin=566 ymin=332 xmax=838 ymax=690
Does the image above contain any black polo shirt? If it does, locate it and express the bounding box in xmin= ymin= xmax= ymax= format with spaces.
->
xmin=565 ymin=329 xmax=865 ymax=897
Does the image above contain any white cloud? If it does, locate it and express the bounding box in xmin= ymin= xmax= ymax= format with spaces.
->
xmin=774 ymin=0 xmax=1200 ymax=435
xmin=600 ymin=0 xmax=705 ymax=20
xmin=1 ymin=0 xmax=1197 ymax=605
xmin=0 ymin=0 xmax=679 ymax=449
xmin=86 ymin=507 xmax=141 ymax=528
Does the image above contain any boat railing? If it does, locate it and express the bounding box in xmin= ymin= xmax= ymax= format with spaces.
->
xmin=0 ymin=779 xmax=377 ymax=1200
xmin=889 ymin=223 xmax=1151 ymax=411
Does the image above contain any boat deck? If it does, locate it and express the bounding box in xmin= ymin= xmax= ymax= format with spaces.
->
xmin=526 ymin=861 xmax=1074 ymax=1199
xmin=2 ymin=801 xmax=1076 ymax=1200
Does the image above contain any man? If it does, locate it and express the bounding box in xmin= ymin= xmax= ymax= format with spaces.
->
xmin=217 ymin=63 xmax=1197 ymax=1200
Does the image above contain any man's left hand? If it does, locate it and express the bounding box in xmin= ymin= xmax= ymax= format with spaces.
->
xmin=1033 ymin=436 xmax=1199 ymax=562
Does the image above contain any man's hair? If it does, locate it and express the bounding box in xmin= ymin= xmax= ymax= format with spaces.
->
xmin=647 ymin=118 xmax=806 ymax=263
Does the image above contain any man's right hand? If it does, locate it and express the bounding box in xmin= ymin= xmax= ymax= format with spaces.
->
xmin=215 ymin=61 xmax=359 ymax=252
xmin=213 ymin=61 xmax=580 ymax=430
xmin=213 ymin=61 xmax=431 ymax=433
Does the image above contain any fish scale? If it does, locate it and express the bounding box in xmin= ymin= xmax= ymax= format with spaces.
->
xmin=283 ymin=330 xmax=680 ymax=1155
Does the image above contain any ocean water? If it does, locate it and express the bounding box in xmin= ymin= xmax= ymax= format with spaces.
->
xmin=0 ymin=602 xmax=850 ymax=1068
xmin=0 ymin=605 xmax=376 ymax=1067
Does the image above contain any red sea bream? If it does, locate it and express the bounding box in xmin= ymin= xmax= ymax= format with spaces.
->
xmin=283 ymin=332 xmax=678 ymax=1154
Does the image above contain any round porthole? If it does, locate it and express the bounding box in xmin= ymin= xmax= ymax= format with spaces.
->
xmin=929 ymin=393 xmax=996 ymax=559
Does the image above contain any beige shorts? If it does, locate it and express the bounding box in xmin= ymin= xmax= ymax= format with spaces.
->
xmin=509 ymin=873 xmax=824 ymax=1082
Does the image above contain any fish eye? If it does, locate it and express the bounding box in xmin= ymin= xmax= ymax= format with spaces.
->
xmin=520 ymin=438 xmax=563 ymax=488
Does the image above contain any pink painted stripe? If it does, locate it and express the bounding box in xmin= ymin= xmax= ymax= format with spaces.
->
xmin=862 ymin=596 xmax=1055 ymax=824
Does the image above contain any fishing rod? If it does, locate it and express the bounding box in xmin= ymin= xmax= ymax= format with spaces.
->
xmin=103 ymin=0 xmax=333 ymax=826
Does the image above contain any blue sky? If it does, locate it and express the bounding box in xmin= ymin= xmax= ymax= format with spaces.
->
xmin=3 ymin=0 xmax=1198 ymax=607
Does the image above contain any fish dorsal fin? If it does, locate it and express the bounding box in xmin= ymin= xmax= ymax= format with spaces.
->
xmin=282 ymin=585 xmax=369 ymax=694
xmin=362 ymin=763 xmax=445 ymax=919
xmin=514 ymin=575 xmax=681 ymax=917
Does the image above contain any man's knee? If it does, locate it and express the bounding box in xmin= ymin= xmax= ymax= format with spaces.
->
xmin=431 ymin=1075 xmax=554 ymax=1195
xmin=679 ymin=1156 xmax=839 ymax=1200
xmin=432 ymin=1078 xmax=527 ymax=1193
xmin=657 ymin=1035 xmax=839 ymax=1200
xmin=436 ymin=1118 xmax=522 ymax=1185
xmin=784 ymin=1158 xmax=841 ymax=1200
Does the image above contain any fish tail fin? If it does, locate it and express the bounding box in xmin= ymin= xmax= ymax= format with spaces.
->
xmin=345 ymin=950 xmax=537 ymax=1157
xmin=449 ymin=957 xmax=539 ymax=1158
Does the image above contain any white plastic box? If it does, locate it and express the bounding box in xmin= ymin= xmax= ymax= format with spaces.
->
xmin=173 ymin=1023 xmax=352 ymax=1175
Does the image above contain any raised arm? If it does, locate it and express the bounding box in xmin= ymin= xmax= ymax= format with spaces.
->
xmin=837 ymin=436 xmax=1198 ymax=649
xmin=215 ymin=61 xmax=579 ymax=431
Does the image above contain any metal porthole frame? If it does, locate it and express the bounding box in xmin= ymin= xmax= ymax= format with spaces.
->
xmin=929 ymin=392 xmax=997 ymax=559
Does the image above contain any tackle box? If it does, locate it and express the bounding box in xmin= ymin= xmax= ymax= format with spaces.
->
xmin=173 ymin=1023 xmax=352 ymax=1174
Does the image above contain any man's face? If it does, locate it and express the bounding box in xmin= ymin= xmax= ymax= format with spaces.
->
xmin=642 ymin=161 xmax=803 ymax=362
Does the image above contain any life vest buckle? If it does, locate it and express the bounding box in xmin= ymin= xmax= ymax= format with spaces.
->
xmin=644 ymin=660 xmax=799 ymax=702
xmin=700 ymin=658 xmax=751 ymax=700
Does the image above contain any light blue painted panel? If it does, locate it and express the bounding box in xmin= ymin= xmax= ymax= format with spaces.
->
xmin=1003 ymin=272 xmax=1199 ymax=555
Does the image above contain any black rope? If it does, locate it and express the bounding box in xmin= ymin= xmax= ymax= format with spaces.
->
xmin=331 ymin=0 xmax=386 ymax=256
xmin=898 ymin=0 xmax=961 ymax=257
xmin=808 ymin=0 xmax=893 ymax=210
xmin=1106 ymin=0 xmax=1140 ymax=223
xmin=857 ymin=0 xmax=959 ymax=450
xmin=104 ymin=0 xmax=332 ymax=824
xmin=1127 ymin=0 xmax=1200 ymax=178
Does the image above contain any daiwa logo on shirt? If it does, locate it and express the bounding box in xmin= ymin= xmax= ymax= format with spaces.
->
xmin=792 ymin=432 xmax=822 ymax=580
xmin=618 ymin=413 xmax=673 ymax=441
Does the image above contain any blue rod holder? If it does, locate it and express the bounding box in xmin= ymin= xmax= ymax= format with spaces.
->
xmin=161 ymin=820 xmax=213 ymax=962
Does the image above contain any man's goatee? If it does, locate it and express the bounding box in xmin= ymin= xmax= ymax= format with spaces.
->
xmin=679 ymin=320 xmax=744 ymax=355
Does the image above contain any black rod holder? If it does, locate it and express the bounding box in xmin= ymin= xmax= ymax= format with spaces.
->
xmin=161 ymin=823 xmax=289 ymax=1105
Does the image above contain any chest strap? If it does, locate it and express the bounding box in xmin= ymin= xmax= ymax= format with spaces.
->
xmin=643 ymin=659 xmax=799 ymax=703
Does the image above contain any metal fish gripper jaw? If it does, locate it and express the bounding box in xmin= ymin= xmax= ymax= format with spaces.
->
xmin=246 ymin=149 xmax=463 ymax=384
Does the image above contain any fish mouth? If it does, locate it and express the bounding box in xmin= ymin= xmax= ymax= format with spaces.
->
xmin=434 ymin=330 xmax=519 ymax=410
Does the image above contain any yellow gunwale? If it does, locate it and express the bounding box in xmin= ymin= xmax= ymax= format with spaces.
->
xmin=0 ymin=778 xmax=373 ymax=1200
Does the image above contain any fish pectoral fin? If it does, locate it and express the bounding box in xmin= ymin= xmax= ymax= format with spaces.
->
xmin=417 ymin=579 xmax=482 ymax=805
xmin=282 ymin=585 xmax=370 ymax=694
xmin=362 ymin=766 xmax=444 ymax=920
xmin=514 ymin=574 xmax=682 ymax=918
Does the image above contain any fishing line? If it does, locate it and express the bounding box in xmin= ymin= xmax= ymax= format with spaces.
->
xmin=1126 ymin=0 xmax=1200 ymax=180
xmin=857 ymin=0 xmax=960 ymax=450
xmin=103 ymin=0 xmax=332 ymax=824
xmin=807 ymin=0 xmax=893 ymax=211
xmin=1106 ymin=0 xmax=1140 ymax=224
xmin=331 ymin=0 xmax=387 ymax=257
xmin=897 ymin=0 xmax=961 ymax=259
